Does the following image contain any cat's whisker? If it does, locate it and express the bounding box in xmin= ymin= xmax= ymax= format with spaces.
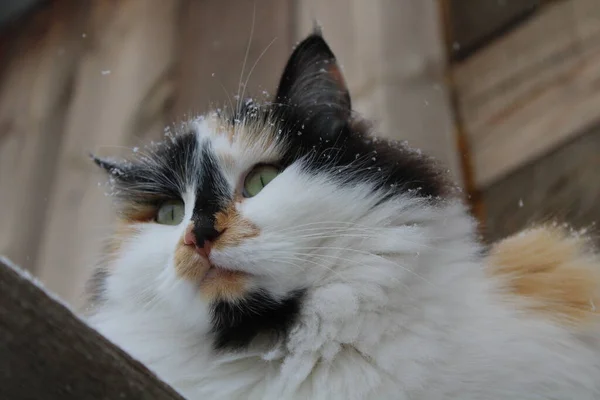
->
xmin=271 ymin=252 xmax=406 ymax=287
xmin=266 ymin=223 xmax=447 ymax=238
xmin=240 ymin=36 xmax=278 ymax=106
xmin=281 ymin=247 xmax=435 ymax=286
xmin=267 ymin=220 xmax=390 ymax=233
xmin=288 ymin=233 xmax=380 ymax=241
xmin=217 ymin=80 xmax=235 ymax=114
xmin=280 ymin=227 xmax=402 ymax=236
xmin=272 ymin=224 xmax=384 ymax=233
xmin=254 ymin=259 xmax=307 ymax=287
xmin=269 ymin=256 xmax=347 ymax=281
xmin=265 ymin=225 xmax=445 ymax=242
xmin=287 ymin=233 xmax=450 ymax=252
xmin=236 ymin=2 xmax=256 ymax=118
xmin=269 ymin=227 xmax=386 ymax=237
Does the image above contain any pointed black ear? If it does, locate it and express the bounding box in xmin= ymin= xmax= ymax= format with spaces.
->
xmin=275 ymin=33 xmax=351 ymax=120
xmin=91 ymin=154 xmax=128 ymax=177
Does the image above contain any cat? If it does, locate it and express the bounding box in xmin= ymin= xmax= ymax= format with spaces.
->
xmin=86 ymin=32 xmax=600 ymax=399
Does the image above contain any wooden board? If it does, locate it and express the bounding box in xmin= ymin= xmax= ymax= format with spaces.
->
xmin=0 ymin=2 xmax=88 ymax=273
xmin=295 ymin=0 xmax=463 ymax=185
xmin=453 ymin=0 xmax=600 ymax=188
xmin=0 ymin=257 xmax=184 ymax=400
xmin=446 ymin=0 xmax=540 ymax=61
xmin=31 ymin=0 xmax=182 ymax=306
xmin=483 ymin=122 xmax=600 ymax=244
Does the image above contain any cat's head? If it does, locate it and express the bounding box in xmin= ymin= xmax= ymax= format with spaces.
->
xmin=91 ymin=33 xmax=451 ymax=351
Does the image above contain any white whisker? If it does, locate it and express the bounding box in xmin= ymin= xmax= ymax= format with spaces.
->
xmin=279 ymin=246 xmax=435 ymax=286
xmin=236 ymin=2 xmax=256 ymax=117
xmin=241 ymin=37 xmax=278 ymax=107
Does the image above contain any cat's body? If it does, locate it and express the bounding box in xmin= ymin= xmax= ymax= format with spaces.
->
xmin=87 ymin=33 xmax=600 ymax=399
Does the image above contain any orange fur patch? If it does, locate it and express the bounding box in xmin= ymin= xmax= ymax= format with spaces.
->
xmin=174 ymin=241 xmax=211 ymax=282
xmin=213 ymin=204 xmax=260 ymax=249
xmin=328 ymin=64 xmax=346 ymax=89
xmin=174 ymin=236 xmax=250 ymax=301
xmin=199 ymin=269 xmax=249 ymax=302
xmin=488 ymin=226 xmax=600 ymax=327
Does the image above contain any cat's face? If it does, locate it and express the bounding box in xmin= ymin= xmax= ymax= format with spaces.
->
xmin=92 ymin=34 xmax=448 ymax=350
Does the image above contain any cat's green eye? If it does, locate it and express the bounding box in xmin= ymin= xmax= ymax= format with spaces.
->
xmin=156 ymin=200 xmax=185 ymax=225
xmin=243 ymin=165 xmax=280 ymax=197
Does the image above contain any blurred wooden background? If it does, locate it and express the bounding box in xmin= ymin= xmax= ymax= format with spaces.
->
xmin=0 ymin=0 xmax=598 ymax=307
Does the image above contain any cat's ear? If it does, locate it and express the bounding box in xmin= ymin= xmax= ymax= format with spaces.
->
xmin=275 ymin=32 xmax=351 ymax=123
xmin=91 ymin=154 xmax=130 ymax=178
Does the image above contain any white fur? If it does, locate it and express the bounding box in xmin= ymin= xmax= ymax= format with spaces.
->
xmin=88 ymin=122 xmax=600 ymax=399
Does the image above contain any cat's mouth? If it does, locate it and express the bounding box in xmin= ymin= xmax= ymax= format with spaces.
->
xmin=176 ymin=241 xmax=252 ymax=299
xmin=198 ymin=262 xmax=251 ymax=300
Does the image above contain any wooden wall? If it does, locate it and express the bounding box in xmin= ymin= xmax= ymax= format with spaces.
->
xmin=448 ymin=0 xmax=600 ymax=242
xmin=0 ymin=1 xmax=185 ymax=306
xmin=6 ymin=0 xmax=596 ymax=307
xmin=484 ymin=124 xmax=600 ymax=243
xmin=0 ymin=1 xmax=459 ymax=306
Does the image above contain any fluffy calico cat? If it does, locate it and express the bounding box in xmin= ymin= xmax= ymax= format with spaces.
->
xmin=86 ymin=33 xmax=600 ymax=399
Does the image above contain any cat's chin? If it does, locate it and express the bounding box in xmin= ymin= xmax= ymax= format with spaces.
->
xmin=197 ymin=263 xmax=252 ymax=302
xmin=203 ymin=265 xmax=249 ymax=281
xmin=174 ymin=244 xmax=252 ymax=300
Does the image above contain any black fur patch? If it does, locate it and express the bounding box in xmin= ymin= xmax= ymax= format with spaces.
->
xmin=93 ymin=131 xmax=200 ymax=203
xmin=191 ymin=142 xmax=231 ymax=237
xmin=94 ymin=132 xmax=234 ymax=226
xmin=270 ymin=33 xmax=448 ymax=200
xmin=210 ymin=289 xmax=305 ymax=351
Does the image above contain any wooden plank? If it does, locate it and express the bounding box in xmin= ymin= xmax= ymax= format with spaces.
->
xmin=172 ymin=0 xmax=294 ymax=118
xmin=454 ymin=0 xmax=600 ymax=188
xmin=483 ymin=123 xmax=600 ymax=244
xmin=0 ymin=2 xmax=88 ymax=272
xmin=33 ymin=0 xmax=182 ymax=306
xmin=296 ymin=0 xmax=463 ymax=185
xmin=0 ymin=257 xmax=184 ymax=400
xmin=447 ymin=0 xmax=540 ymax=61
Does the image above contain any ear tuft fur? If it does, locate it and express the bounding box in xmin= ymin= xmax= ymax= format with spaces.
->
xmin=91 ymin=153 xmax=126 ymax=176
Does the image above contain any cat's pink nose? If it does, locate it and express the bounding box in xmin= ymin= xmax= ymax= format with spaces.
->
xmin=183 ymin=225 xmax=213 ymax=258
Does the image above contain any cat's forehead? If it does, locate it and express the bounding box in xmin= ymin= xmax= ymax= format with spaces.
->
xmin=186 ymin=113 xmax=286 ymax=181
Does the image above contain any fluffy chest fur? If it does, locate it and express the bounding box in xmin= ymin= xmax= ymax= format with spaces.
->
xmin=86 ymin=33 xmax=600 ymax=399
